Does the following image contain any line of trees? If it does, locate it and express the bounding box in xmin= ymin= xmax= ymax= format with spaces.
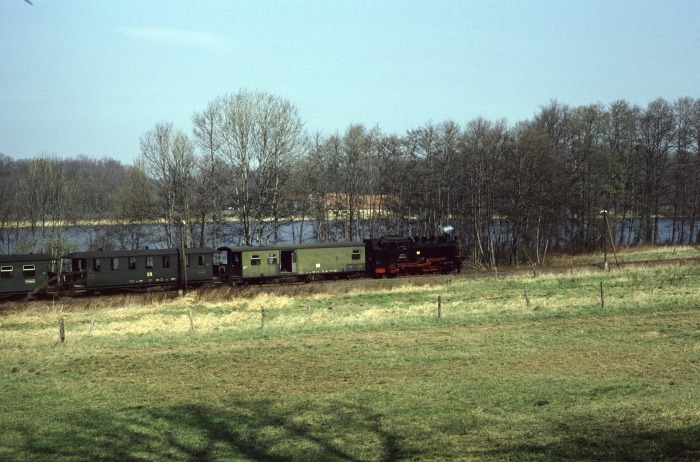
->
xmin=1 ymin=91 xmax=699 ymax=268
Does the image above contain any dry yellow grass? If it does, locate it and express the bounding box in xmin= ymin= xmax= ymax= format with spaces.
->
xmin=2 ymin=260 xmax=699 ymax=347
xmin=547 ymin=243 xmax=700 ymax=266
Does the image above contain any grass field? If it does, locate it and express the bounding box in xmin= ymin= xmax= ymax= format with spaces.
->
xmin=1 ymin=255 xmax=700 ymax=460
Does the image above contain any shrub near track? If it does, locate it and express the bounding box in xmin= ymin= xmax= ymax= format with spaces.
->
xmin=1 ymin=262 xmax=700 ymax=460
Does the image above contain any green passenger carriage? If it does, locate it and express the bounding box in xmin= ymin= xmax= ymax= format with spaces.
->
xmin=0 ymin=254 xmax=56 ymax=297
xmin=60 ymin=248 xmax=215 ymax=292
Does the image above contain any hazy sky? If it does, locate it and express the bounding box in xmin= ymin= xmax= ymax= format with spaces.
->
xmin=2 ymin=0 xmax=699 ymax=164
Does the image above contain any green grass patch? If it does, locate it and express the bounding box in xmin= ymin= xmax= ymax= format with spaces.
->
xmin=2 ymin=263 xmax=700 ymax=460
xmin=549 ymin=243 xmax=700 ymax=267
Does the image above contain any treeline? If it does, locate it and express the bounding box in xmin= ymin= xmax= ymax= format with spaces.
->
xmin=1 ymin=91 xmax=699 ymax=267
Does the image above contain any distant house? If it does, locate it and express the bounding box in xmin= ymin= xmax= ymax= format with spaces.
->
xmin=320 ymin=193 xmax=398 ymax=220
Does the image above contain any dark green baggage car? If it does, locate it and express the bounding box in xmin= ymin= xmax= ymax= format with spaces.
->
xmin=61 ymin=248 xmax=215 ymax=292
xmin=217 ymin=242 xmax=365 ymax=284
xmin=0 ymin=254 xmax=56 ymax=297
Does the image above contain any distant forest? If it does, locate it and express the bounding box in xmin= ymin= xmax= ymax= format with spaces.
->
xmin=1 ymin=91 xmax=699 ymax=268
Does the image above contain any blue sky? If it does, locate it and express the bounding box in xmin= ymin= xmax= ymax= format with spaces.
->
xmin=2 ymin=0 xmax=699 ymax=164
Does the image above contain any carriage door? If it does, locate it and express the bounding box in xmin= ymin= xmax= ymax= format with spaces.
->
xmin=280 ymin=250 xmax=297 ymax=273
xmin=231 ymin=251 xmax=243 ymax=278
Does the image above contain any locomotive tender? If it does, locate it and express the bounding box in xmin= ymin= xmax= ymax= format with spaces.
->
xmin=0 ymin=236 xmax=461 ymax=298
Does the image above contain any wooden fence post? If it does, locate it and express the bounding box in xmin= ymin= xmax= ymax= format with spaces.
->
xmin=88 ymin=315 xmax=95 ymax=338
xmin=261 ymin=306 xmax=265 ymax=330
xmin=438 ymin=296 xmax=442 ymax=319
xmin=524 ymin=288 xmax=531 ymax=310
xmin=600 ymin=281 xmax=604 ymax=309
xmin=189 ymin=309 xmax=194 ymax=332
xmin=59 ymin=318 xmax=65 ymax=342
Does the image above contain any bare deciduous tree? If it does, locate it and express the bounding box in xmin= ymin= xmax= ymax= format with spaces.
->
xmin=212 ymin=90 xmax=305 ymax=245
xmin=639 ymin=98 xmax=675 ymax=243
xmin=192 ymin=99 xmax=225 ymax=248
xmin=16 ymin=155 xmax=78 ymax=256
xmin=138 ymin=122 xmax=197 ymax=248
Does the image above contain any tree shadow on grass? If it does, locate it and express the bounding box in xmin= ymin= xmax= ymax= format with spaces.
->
xmin=477 ymin=418 xmax=700 ymax=461
xmin=16 ymin=398 xmax=410 ymax=461
xmin=10 ymin=399 xmax=700 ymax=461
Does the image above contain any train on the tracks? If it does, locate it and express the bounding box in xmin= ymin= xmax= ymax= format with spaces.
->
xmin=0 ymin=235 xmax=461 ymax=298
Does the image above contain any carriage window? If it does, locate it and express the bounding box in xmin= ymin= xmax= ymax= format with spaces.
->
xmin=128 ymin=256 xmax=137 ymax=270
xmin=1 ymin=266 xmax=13 ymax=278
xmin=73 ymin=259 xmax=87 ymax=272
xmin=23 ymin=265 xmax=37 ymax=277
xmin=93 ymin=258 xmax=102 ymax=272
xmin=162 ymin=256 xmax=170 ymax=269
xmin=217 ymin=253 xmax=228 ymax=265
xmin=186 ymin=255 xmax=191 ymax=267
xmin=267 ymin=253 xmax=277 ymax=264
xmin=111 ymin=258 xmax=119 ymax=271
xmin=352 ymin=250 xmax=361 ymax=260
xmin=251 ymin=254 xmax=261 ymax=266
xmin=146 ymin=256 xmax=154 ymax=270
xmin=198 ymin=255 xmax=205 ymax=267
